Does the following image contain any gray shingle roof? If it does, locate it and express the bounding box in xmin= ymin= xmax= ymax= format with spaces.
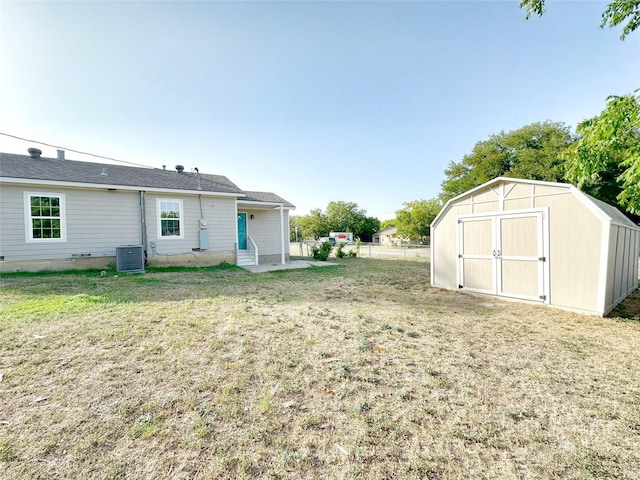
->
xmin=0 ymin=152 xmax=244 ymax=195
xmin=242 ymin=190 xmax=295 ymax=208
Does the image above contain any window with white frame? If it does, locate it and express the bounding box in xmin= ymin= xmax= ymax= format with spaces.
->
xmin=157 ymin=199 xmax=183 ymax=238
xmin=25 ymin=193 xmax=66 ymax=242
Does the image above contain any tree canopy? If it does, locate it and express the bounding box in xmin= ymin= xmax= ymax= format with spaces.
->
xmin=395 ymin=199 xmax=442 ymax=240
xmin=379 ymin=219 xmax=396 ymax=230
xmin=564 ymin=91 xmax=640 ymax=214
xmin=439 ymin=122 xmax=573 ymax=202
xmin=290 ymin=209 xmax=328 ymax=241
xmin=291 ymin=201 xmax=380 ymax=241
xmin=520 ymin=0 xmax=640 ymax=39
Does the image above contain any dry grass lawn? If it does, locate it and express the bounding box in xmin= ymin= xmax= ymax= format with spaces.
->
xmin=1 ymin=258 xmax=639 ymax=479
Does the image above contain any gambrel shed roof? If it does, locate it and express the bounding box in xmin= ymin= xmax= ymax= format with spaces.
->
xmin=431 ymin=177 xmax=639 ymax=316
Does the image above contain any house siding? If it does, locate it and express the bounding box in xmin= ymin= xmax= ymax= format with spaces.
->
xmin=145 ymin=193 xmax=237 ymax=257
xmin=1 ymin=154 xmax=295 ymax=271
xmin=0 ymin=184 xmax=140 ymax=263
xmin=244 ymin=208 xmax=290 ymax=257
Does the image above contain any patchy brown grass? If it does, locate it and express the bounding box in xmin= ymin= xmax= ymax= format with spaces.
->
xmin=1 ymin=259 xmax=639 ymax=479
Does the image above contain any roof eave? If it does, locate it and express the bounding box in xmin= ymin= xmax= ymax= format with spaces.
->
xmin=0 ymin=177 xmax=246 ymax=198
xmin=236 ymin=199 xmax=294 ymax=209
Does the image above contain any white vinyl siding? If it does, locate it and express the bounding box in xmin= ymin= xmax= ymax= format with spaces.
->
xmin=1 ymin=185 xmax=141 ymax=261
xmin=24 ymin=192 xmax=67 ymax=242
xmin=146 ymin=194 xmax=237 ymax=254
xmin=157 ymin=199 xmax=184 ymax=239
xmin=243 ymin=208 xmax=290 ymax=256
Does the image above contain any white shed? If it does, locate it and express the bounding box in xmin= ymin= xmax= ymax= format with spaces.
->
xmin=430 ymin=177 xmax=640 ymax=316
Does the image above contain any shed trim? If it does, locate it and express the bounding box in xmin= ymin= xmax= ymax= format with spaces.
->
xmin=596 ymin=220 xmax=611 ymax=315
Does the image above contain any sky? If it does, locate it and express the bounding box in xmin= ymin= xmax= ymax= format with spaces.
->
xmin=1 ymin=1 xmax=638 ymax=220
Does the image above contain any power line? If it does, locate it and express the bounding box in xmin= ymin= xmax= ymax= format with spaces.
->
xmin=0 ymin=132 xmax=152 ymax=168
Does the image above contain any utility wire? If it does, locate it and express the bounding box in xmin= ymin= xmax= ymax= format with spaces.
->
xmin=0 ymin=132 xmax=152 ymax=168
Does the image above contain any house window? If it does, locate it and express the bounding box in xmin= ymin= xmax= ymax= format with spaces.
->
xmin=157 ymin=199 xmax=183 ymax=238
xmin=24 ymin=193 xmax=66 ymax=242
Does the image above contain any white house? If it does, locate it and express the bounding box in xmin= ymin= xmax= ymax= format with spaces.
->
xmin=372 ymin=227 xmax=399 ymax=246
xmin=0 ymin=149 xmax=294 ymax=272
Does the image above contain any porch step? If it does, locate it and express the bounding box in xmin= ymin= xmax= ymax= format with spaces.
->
xmin=237 ymin=250 xmax=256 ymax=266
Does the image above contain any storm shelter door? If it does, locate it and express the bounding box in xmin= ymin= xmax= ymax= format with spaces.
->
xmin=457 ymin=211 xmax=548 ymax=302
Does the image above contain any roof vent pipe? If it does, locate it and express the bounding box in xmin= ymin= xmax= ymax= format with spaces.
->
xmin=57 ymin=149 xmax=65 ymax=160
xmin=175 ymin=165 xmax=184 ymax=173
xmin=28 ymin=148 xmax=42 ymax=159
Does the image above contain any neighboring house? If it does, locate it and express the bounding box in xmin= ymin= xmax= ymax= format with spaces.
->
xmin=0 ymin=149 xmax=294 ymax=272
xmin=372 ymin=227 xmax=398 ymax=246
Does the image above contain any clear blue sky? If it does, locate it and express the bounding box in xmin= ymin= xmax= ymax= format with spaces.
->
xmin=1 ymin=1 xmax=638 ymax=220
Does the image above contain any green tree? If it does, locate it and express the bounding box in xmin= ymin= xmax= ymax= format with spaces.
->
xmin=379 ymin=219 xmax=396 ymax=230
xmin=520 ymin=0 xmax=640 ymax=39
xmin=294 ymin=208 xmax=329 ymax=240
xmin=292 ymin=201 xmax=381 ymax=241
xmin=395 ymin=199 xmax=442 ymax=241
xmin=358 ymin=215 xmax=381 ymax=242
xmin=440 ymin=122 xmax=572 ymax=202
xmin=325 ymin=201 xmax=380 ymax=241
xmin=564 ymin=91 xmax=640 ymax=214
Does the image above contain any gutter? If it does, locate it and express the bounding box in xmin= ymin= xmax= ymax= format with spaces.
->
xmin=0 ymin=177 xmax=246 ymax=198
xmin=139 ymin=191 xmax=148 ymax=252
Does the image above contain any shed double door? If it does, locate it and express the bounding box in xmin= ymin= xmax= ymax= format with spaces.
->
xmin=457 ymin=210 xmax=549 ymax=303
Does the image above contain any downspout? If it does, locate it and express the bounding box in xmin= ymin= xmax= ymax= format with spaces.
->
xmin=198 ymin=194 xmax=208 ymax=250
xmin=280 ymin=204 xmax=285 ymax=264
xmin=139 ymin=191 xmax=148 ymax=262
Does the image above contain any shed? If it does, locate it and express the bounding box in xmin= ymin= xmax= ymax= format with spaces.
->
xmin=430 ymin=177 xmax=640 ymax=316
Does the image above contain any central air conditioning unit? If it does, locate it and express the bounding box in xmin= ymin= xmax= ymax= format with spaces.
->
xmin=116 ymin=245 xmax=145 ymax=272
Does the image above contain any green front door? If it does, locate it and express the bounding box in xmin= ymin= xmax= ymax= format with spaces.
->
xmin=237 ymin=213 xmax=247 ymax=250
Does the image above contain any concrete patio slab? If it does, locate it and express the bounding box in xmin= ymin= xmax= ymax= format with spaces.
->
xmin=242 ymin=260 xmax=339 ymax=273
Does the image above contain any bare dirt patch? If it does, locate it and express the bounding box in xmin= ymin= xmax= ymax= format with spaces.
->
xmin=1 ymin=259 xmax=639 ymax=479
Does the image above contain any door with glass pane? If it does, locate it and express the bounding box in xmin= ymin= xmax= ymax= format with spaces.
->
xmin=237 ymin=212 xmax=247 ymax=250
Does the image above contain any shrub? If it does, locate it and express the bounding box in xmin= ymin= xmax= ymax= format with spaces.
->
xmin=336 ymin=243 xmax=357 ymax=259
xmin=311 ymin=241 xmax=333 ymax=261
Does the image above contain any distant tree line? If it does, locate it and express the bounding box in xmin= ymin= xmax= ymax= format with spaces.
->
xmin=290 ymin=201 xmax=380 ymax=242
xmin=292 ymin=91 xmax=639 ymax=244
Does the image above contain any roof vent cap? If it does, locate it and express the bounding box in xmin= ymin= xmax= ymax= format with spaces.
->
xmin=28 ymin=148 xmax=42 ymax=159
xmin=175 ymin=165 xmax=184 ymax=173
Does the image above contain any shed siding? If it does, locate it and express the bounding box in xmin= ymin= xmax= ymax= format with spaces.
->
xmin=509 ymin=183 xmax=531 ymax=198
xmin=472 ymin=190 xmax=496 ymax=203
xmin=607 ymin=226 xmax=640 ymax=312
xmin=533 ymin=186 xmax=559 ymax=195
xmin=472 ymin=201 xmax=499 ymax=214
xmin=535 ymin=192 xmax=601 ymax=313
xmin=432 ymin=178 xmax=639 ymax=316
xmin=0 ymin=184 xmax=140 ymax=261
xmin=432 ymin=203 xmax=471 ymax=289
xmin=504 ymin=198 xmax=531 ymax=211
